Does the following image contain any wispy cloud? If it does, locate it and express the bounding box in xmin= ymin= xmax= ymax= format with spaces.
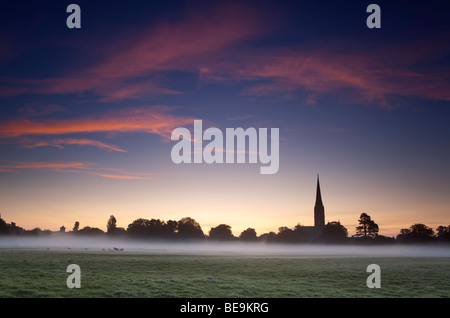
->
xmin=0 ymin=106 xmax=194 ymax=140
xmin=23 ymin=138 xmax=127 ymax=152
xmin=0 ymin=106 xmax=189 ymax=180
xmin=0 ymin=161 xmax=152 ymax=180
xmin=0 ymin=3 xmax=264 ymax=101
xmin=1 ymin=3 xmax=447 ymax=110
xmin=0 ymin=161 xmax=92 ymax=171
xmin=198 ymin=38 xmax=450 ymax=109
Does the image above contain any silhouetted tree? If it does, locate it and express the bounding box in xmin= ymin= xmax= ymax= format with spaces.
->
xmin=148 ymin=218 xmax=165 ymax=237
xmin=9 ymin=222 xmax=24 ymax=235
xmin=293 ymin=224 xmax=309 ymax=243
xmin=276 ymin=227 xmax=297 ymax=243
xmin=373 ymin=235 xmax=395 ymax=244
xmin=399 ymin=228 xmax=411 ymax=235
xmin=321 ymin=221 xmax=348 ymax=243
xmin=127 ymin=218 xmax=177 ymax=239
xmin=107 ymin=215 xmax=117 ymax=234
xmin=166 ymin=220 xmax=178 ymax=238
xmin=397 ymin=223 xmax=435 ymax=243
xmin=27 ymin=228 xmax=45 ymax=236
xmin=0 ymin=216 xmax=10 ymax=235
xmin=436 ymin=225 xmax=450 ymax=242
xmin=260 ymin=231 xmax=277 ymax=243
xmin=410 ymin=223 xmax=434 ymax=237
xmin=128 ymin=218 xmax=157 ymax=237
xmin=209 ymin=224 xmax=234 ymax=241
xmin=396 ymin=228 xmax=410 ymax=242
xmin=177 ymin=217 xmax=204 ymax=239
xmin=355 ymin=213 xmax=379 ymax=238
xmin=127 ymin=218 xmax=150 ymax=237
xmin=77 ymin=226 xmax=105 ymax=235
xmin=106 ymin=215 xmax=126 ymax=236
xmin=263 ymin=224 xmax=310 ymax=243
xmin=239 ymin=228 xmax=258 ymax=241
xmin=73 ymin=221 xmax=80 ymax=232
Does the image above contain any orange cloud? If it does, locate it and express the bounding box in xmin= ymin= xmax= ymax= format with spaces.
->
xmin=0 ymin=106 xmax=185 ymax=180
xmin=0 ymin=106 xmax=194 ymax=140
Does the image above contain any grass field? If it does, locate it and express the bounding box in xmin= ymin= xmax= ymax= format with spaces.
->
xmin=0 ymin=248 xmax=449 ymax=298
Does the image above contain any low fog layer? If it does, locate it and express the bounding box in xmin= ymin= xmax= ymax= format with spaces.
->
xmin=1 ymin=236 xmax=449 ymax=257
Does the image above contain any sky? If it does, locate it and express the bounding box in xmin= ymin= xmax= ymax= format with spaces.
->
xmin=0 ymin=0 xmax=449 ymax=237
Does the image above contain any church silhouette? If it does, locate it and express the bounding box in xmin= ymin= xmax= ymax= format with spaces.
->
xmin=303 ymin=175 xmax=325 ymax=239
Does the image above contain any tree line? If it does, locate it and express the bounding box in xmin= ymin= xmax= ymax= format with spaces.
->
xmin=0 ymin=213 xmax=449 ymax=244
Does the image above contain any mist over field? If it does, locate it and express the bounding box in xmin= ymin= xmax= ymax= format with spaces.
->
xmin=1 ymin=236 xmax=449 ymax=257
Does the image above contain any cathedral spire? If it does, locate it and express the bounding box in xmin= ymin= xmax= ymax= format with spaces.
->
xmin=315 ymin=174 xmax=323 ymax=206
xmin=314 ymin=175 xmax=325 ymax=229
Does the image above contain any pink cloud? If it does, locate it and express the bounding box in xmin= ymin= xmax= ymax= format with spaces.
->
xmin=0 ymin=3 xmax=265 ymax=101
xmin=0 ymin=161 xmax=92 ymax=171
xmin=1 ymin=4 xmax=447 ymax=110
xmin=23 ymin=138 xmax=127 ymax=152
xmin=0 ymin=161 xmax=152 ymax=180
xmin=199 ymin=39 xmax=450 ymax=109
xmin=0 ymin=106 xmax=194 ymax=140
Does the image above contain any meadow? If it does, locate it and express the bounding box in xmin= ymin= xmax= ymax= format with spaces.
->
xmin=0 ymin=248 xmax=449 ymax=298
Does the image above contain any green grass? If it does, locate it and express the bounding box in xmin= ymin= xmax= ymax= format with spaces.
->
xmin=0 ymin=249 xmax=449 ymax=297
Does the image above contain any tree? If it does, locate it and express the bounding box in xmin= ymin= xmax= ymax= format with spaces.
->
xmin=127 ymin=218 xmax=165 ymax=238
xmin=293 ymin=224 xmax=309 ymax=243
xmin=177 ymin=217 xmax=204 ymax=239
xmin=276 ymin=227 xmax=297 ymax=243
xmin=0 ymin=217 xmax=10 ymax=235
xmin=77 ymin=226 xmax=105 ymax=235
xmin=436 ymin=225 xmax=450 ymax=242
xmin=147 ymin=219 xmax=165 ymax=237
xmin=107 ymin=215 xmax=117 ymax=234
xmin=260 ymin=231 xmax=277 ymax=243
xmin=239 ymin=228 xmax=258 ymax=241
xmin=27 ymin=228 xmax=43 ymax=236
xmin=400 ymin=228 xmax=411 ymax=235
xmin=127 ymin=218 xmax=150 ymax=237
xmin=408 ymin=223 xmax=435 ymax=242
xmin=321 ymin=221 xmax=348 ymax=243
xmin=373 ymin=235 xmax=395 ymax=244
xmin=274 ymin=225 xmax=309 ymax=243
xmin=355 ymin=213 xmax=379 ymax=238
xmin=396 ymin=228 xmax=410 ymax=242
xmin=397 ymin=224 xmax=435 ymax=243
xmin=165 ymin=220 xmax=178 ymax=239
xmin=209 ymin=224 xmax=234 ymax=241
xmin=409 ymin=223 xmax=434 ymax=237
xmin=107 ymin=215 xmax=126 ymax=236
xmin=73 ymin=221 xmax=80 ymax=232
